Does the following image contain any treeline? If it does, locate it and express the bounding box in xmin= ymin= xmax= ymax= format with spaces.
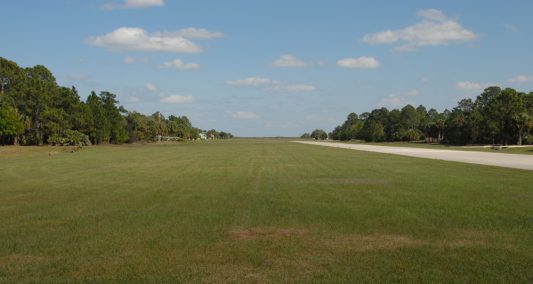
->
xmin=0 ymin=57 xmax=231 ymax=146
xmin=300 ymin=129 xmax=327 ymax=140
xmin=205 ymin=129 xmax=234 ymax=139
xmin=306 ymin=87 xmax=533 ymax=145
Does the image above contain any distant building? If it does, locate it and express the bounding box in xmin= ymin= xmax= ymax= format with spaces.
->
xmin=199 ymin=133 xmax=207 ymax=140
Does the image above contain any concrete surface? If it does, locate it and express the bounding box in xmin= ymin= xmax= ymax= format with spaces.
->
xmin=293 ymin=141 xmax=533 ymax=171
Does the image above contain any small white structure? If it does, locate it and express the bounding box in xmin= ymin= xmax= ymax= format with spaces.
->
xmin=199 ymin=133 xmax=207 ymax=140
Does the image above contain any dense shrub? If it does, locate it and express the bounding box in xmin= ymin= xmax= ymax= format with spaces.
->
xmin=48 ymin=130 xmax=92 ymax=146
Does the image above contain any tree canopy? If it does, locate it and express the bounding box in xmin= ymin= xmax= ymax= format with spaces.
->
xmin=310 ymin=129 xmax=328 ymax=140
xmin=312 ymin=87 xmax=533 ymax=145
xmin=0 ymin=57 xmax=232 ymax=145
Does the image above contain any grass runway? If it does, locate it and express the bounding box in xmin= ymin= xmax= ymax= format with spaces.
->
xmin=1 ymin=140 xmax=532 ymax=282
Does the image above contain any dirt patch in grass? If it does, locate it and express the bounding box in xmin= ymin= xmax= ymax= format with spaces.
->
xmin=438 ymin=239 xmax=483 ymax=248
xmin=324 ymin=234 xmax=427 ymax=251
xmin=318 ymin=178 xmax=388 ymax=185
xmin=226 ymin=227 xmax=488 ymax=252
xmin=435 ymin=229 xmax=491 ymax=248
xmin=227 ymin=227 xmax=308 ymax=241
xmin=328 ymin=234 xmax=486 ymax=251
xmin=0 ymin=254 xmax=50 ymax=264
xmin=0 ymin=254 xmax=52 ymax=273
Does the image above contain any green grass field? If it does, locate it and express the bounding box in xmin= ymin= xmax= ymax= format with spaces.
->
xmin=1 ymin=140 xmax=532 ymax=283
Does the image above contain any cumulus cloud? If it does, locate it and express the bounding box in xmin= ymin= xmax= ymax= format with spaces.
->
xmin=123 ymin=55 xmax=135 ymax=64
xmin=226 ymin=77 xmax=273 ymax=86
xmin=160 ymin=95 xmax=194 ymax=104
xmin=272 ymin=54 xmax=307 ymax=67
xmin=283 ymin=84 xmax=316 ymax=92
xmin=118 ymin=83 xmax=197 ymax=105
xmin=227 ymin=77 xmax=316 ymax=93
xmin=160 ymin=58 xmax=200 ymax=70
xmin=337 ymin=56 xmax=380 ymax=69
xmin=378 ymin=90 xmax=419 ymax=108
xmin=146 ymin=83 xmax=158 ymax=92
xmin=268 ymin=84 xmax=316 ymax=92
xmin=456 ymin=81 xmax=494 ymax=91
xmin=155 ymin=28 xmax=223 ymax=40
xmin=362 ymin=9 xmax=477 ymax=51
xmin=507 ymin=75 xmax=533 ymax=84
xmin=232 ymin=111 xmax=259 ymax=119
xmin=86 ymin=27 xmax=222 ymax=53
xmin=417 ymin=9 xmax=448 ymax=22
xmin=103 ymin=0 xmax=164 ymax=10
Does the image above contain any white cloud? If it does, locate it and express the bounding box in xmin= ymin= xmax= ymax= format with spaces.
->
xmin=378 ymin=90 xmax=419 ymax=108
xmin=337 ymin=56 xmax=380 ymax=69
xmin=123 ymin=56 xmax=135 ymax=64
xmin=227 ymin=77 xmax=316 ymax=93
xmin=119 ymin=84 xmax=197 ymax=105
xmin=103 ymin=0 xmax=164 ymax=10
xmin=226 ymin=77 xmax=272 ymax=86
xmin=417 ymin=9 xmax=448 ymax=22
xmin=232 ymin=111 xmax=259 ymax=119
xmin=268 ymin=84 xmax=316 ymax=92
xmin=456 ymin=81 xmax=494 ymax=91
xmin=284 ymin=84 xmax=316 ymax=92
xmin=155 ymin=28 xmax=223 ymax=40
xmin=146 ymin=83 xmax=158 ymax=92
xmin=160 ymin=95 xmax=194 ymax=104
xmin=160 ymin=58 xmax=200 ymax=70
xmin=86 ymin=27 xmax=220 ymax=53
xmin=507 ymin=75 xmax=533 ymax=84
xmin=362 ymin=9 xmax=477 ymax=51
xmin=272 ymin=54 xmax=307 ymax=67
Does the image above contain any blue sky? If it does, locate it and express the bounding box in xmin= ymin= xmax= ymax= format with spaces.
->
xmin=1 ymin=0 xmax=533 ymax=136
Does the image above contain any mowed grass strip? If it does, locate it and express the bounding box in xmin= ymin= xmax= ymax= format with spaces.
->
xmin=0 ymin=140 xmax=532 ymax=283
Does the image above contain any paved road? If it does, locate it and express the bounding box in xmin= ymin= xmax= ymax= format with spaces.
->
xmin=292 ymin=141 xmax=533 ymax=171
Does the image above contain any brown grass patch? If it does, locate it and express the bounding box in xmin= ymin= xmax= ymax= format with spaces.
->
xmin=227 ymin=227 xmax=308 ymax=241
xmin=318 ymin=178 xmax=388 ymax=185
xmin=226 ymin=227 xmax=488 ymax=252
xmin=0 ymin=254 xmax=50 ymax=265
xmin=438 ymin=239 xmax=483 ymax=248
xmin=324 ymin=234 xmax=428 ymax=251
xmin=0 ymin=254 xmax=52 ymax=274
xmin=226 ymin=227 xmax=425 ymax=251
xmin=434 ymin=229 xmax=489 ymax=248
